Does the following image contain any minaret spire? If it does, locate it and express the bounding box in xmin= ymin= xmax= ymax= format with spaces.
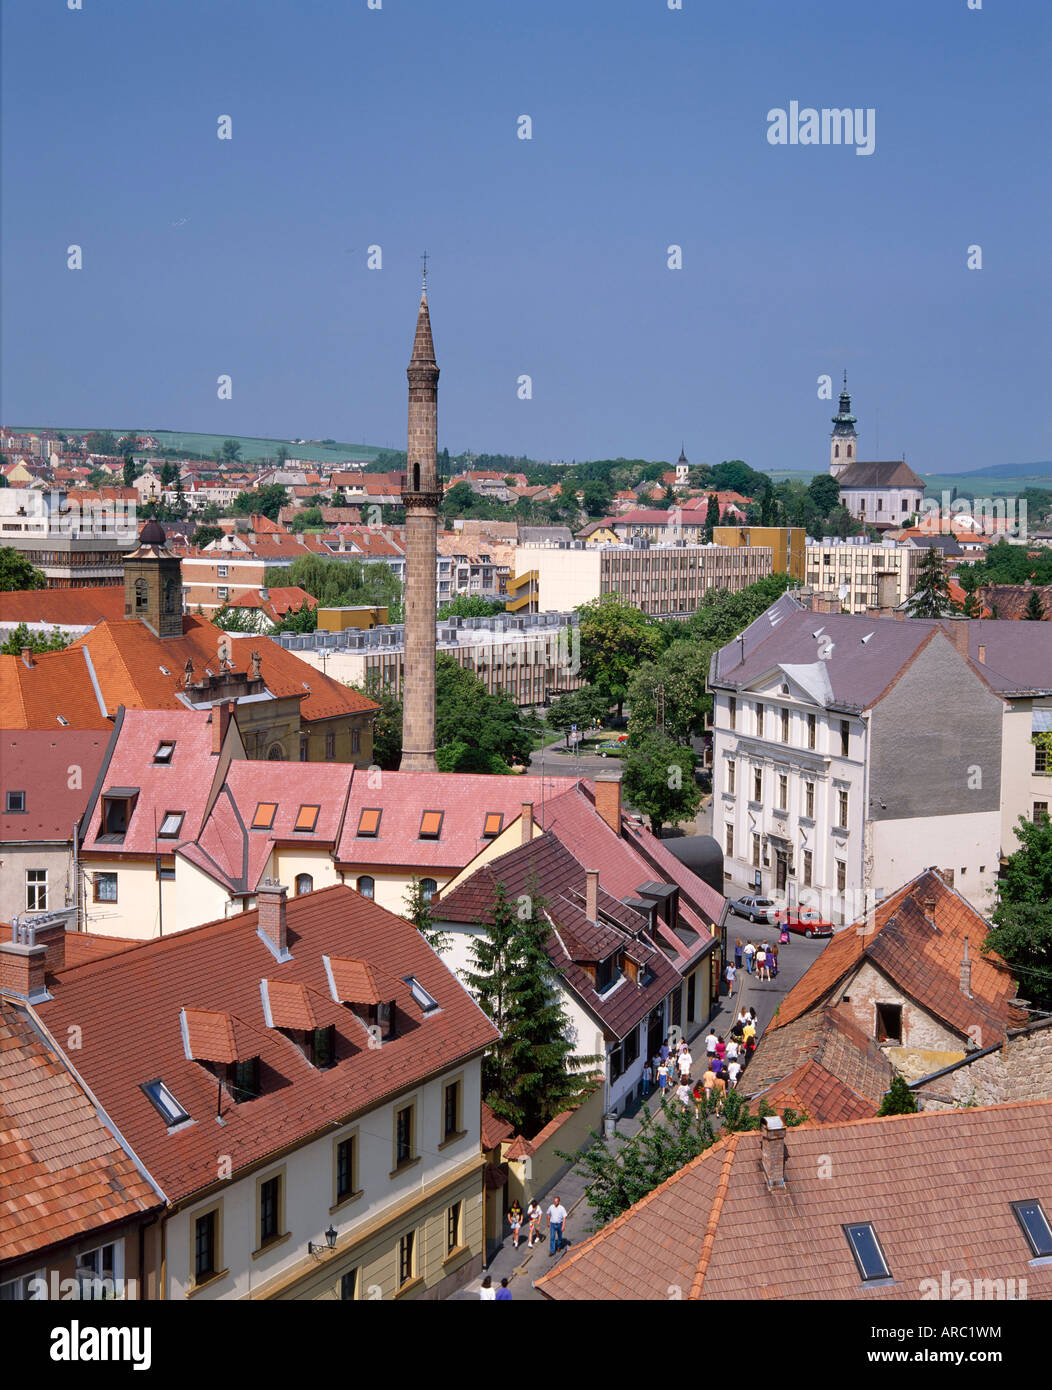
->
xmin=829 ymin=372 xmax=858 ymax=478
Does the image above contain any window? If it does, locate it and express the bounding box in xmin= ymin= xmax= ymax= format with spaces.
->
xmin=781 ymin=707 xmax=789 ymax=742
xmin=26 ymin=869 xmax=47 ymax=911
xmin=624 ymin=1027 xmax=640 ymax=1067
xmin=194 ymin=1210 xmax=217 ymax=1284
xmin=444 ymin=1080 xmax=462 ymax=1140
xmin=295 ymin=873 xmax=313 ymax=896
xmin=756 ymin=704 xmax=764 ymax=738
xmin=259 ymin=1174 xmax=282 ymax=1248
xmin=101 ymin=794 xmax=135 ymax=838
xmin=142 ymin=1078 xmax=189 ymax=1126
xmin=1034 ymin=802 xmax=1049 ymax=823
xmin=398 ymin=1231 xmax=415 ymax=1287
xmin=807 ymin=713 xmax=816 ymax=750
xmin=875 ymin=1003 xmax=902 ymax=1044
xmin=356 ymin=875 xmax=374 ymax=899
xmin=752 ymin=834 xmax=761 ymax=869
xmin=595 ymin=955 xmax=616 ymax=993
xmin=0 ymin=1272 xmax=44 ymax=1301
xmin=251 ymin=802 xmax=277 ymax=830
xmin=837 ymin=789 xmax=849 ymax=829
xmin=336 ymin=1136 xmax=357 ymax=1203
xmin=93 ymin=872 xmax=118 ymax=903
xmin=153 ymin=741 xmax=175 ymax=765
xmin=299 ymin=736 xmax=309 ymax=762
xmin=420 ymin=877 xmax=437 ymax=905
xmin=157 ymin=810 xmax=184 ymax=838
xmin=351 ymin=727 xmax=361 ymax=755
xmin=356 ymin=807 xmax=381 ymax=837
xmin=75 ymin=1241 xmax=120 ymax=1300
xmin=803 ymin=850 xmax=813 ymax=888
xmin=836 ymin=860 xmax=846 ymax=893
xmin=395 ymin=1105 xmax=415 ymax=1166
xmin=483 ymin=811 xmax=504 ymax=838
xmin=725 ymin=823 xmax=734 ymax=857
xmin=844 ymin=1223 xmax=891 ymax=1282
xmin=311 ymin=1025 xmax=336 ymax=1069
xmin=727 ymin=761 xmax=735 ymax=795
xmin=728 ymin=696 xmax=736 ymax=730
xmin=294 ymin=804 xmax=320 ymax=832
xmin=217 ymin=565 xmax=228 ymax=578
xmin=419 ymin=809 xmax=443 ymax=839
xmin=232 ymin=1056 xmax=260 ymax=1100
xmin=324 ymin=731 xmax=335 ymax=760
xmin=805 ymin=781 xmax=815 ymax=819
xmin=406 ymin=975 xmax=439 ymax=1013
xmin=134 ymin=576 xmax=148 ymax=610
xmin=6 ymin=790 xmax=26 ymax=812
xmin=447 ymin=1202 xmax=463 ymax=1256
xmin=753 ymin=769 xmax=762 ymax=803
xmin=1011 ymin=1200 xmax=1052 ymax=1259
xmin=366 ymin=1000 xmax=394 ymax=1040
xmin=778 ymin=774 xmax=788 ymax=811
xmin=840 ymin=719 xmax=850 ymax=757
xmin=217 ymin=587 xmax=229 ymax=602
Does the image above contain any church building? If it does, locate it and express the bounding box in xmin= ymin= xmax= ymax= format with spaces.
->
xmin=828 ymin=376 xmax=925 ymax=530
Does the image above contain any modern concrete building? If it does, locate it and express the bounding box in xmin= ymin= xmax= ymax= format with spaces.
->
xmin=0 ymin=487 xmax=138 ymax=587
xmin=804 ymin=536 xmax=922 ymax=614
xmin=714 ymin=525 xmax=806 ymax=582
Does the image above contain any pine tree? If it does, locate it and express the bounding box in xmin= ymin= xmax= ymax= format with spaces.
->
xmin=961 ymin=589 xmax=980 ymax=618
xmin=461 ymin=882 xmax=520 ymax=1045
xmin=402 ymin=877 xmax=452 ymax=955
xmin=906 ymin=545 xmax=955 ymax=617
xmin=878 ymin=1075 xmax=918 ymax=1115
xmin=703 ymin=492 xmax=720 ymax=543
xmin=1024 ymin=590 xmax=1046 ymax=621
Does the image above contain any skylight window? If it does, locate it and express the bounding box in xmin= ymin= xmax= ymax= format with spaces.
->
xmin=404 ymin=976 xmax=439 ymax=1013
xmin=419 ymin=810 xmax=443 ymax=840
xmin=153 ymin=741 xmax=175 ymax=764
xmin=158 ymin=810 xmax=185 ymax=838
xmin=357 ymin=808 xmax=381 ymax=837
xmin=482 ymin=812 xmax=503 ymax=839
xmin=1012 ymin=1200 xmax=1052 ymax=1259
xmin=843 ymin=1223 xmax=891 ymax=1282
xmin=252 ymin=802 xmax=277 ymax=830
xmin=57 ymin=716 xmax=69 ymax=727
xmin=141 ymin=1079 xmax=190 ymax=1127
xmin=294 ymin=804 xmax=321 ymax=833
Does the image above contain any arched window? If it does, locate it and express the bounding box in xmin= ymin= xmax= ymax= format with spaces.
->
xmin=834 ymin=444 xmax=839 ymax=458
xmin=413 ymin=462 xmax=420 ymax=491
xmin=420 ymin=878 xmax=437 ymax=905
xmin=267 ymin=744 xmax=286 ymax=761
xmin=295 ymin=873 xmax=313 ymax=896
xmin=357 ymin=875 xmax=374 ymax=900
xmin=847 ymin=444 xmax=853 ymax=458
xmin=134 ymin=576 xmax=148 ymax=609
xmin=164 ymin=578 xmax=178 ymax=614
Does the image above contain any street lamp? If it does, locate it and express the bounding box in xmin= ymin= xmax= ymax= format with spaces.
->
xmin=308 ymin=1226 xmax=338 ymax=1256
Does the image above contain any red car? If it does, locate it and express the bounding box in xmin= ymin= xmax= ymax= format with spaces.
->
xmin=773 ymin=907 xmax=835 ymax=938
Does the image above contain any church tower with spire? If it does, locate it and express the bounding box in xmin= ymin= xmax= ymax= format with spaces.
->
xmin=829 ymin=372 xmax=858 ymax=478
xmin=398 ymin=272 xmax=441 ymax=772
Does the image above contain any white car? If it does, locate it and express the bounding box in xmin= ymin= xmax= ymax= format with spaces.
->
xmin=728 ymin=895 xmax=779 ymax=924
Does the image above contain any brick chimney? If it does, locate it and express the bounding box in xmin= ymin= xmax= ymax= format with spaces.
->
xmin=520 ymin=801 xmax=534 ymax=845
xmin=960 ymin=936 xmax=972 ymax=999
xmin=585 ymin=869 xmax=599 ymax=923
xmin=943 ymin=620 xmax=969 ymax=656
xmin=977 ymin=643 xmax=986 ymax=664
xmin=21 ymin=648 xmax=33 ymax=668
xmin=0 ymin=926 xmax=49 ymax=1003
xmin=595 ymin=774 xmax=622 ymax=835
xmin=212 ymin=699 xmax=236 ymax=755
xmin=29 ymin=916 xmax=67 ymax=975
xmin=760 ymin=1115 xmax=786 ymax=1189
xmin=257 ymin=879 xmax=290 ymax=960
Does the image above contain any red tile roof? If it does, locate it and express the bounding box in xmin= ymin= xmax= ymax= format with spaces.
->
xmin=33 ymin=884 xmax=499 ymax=1204
xmin=0 ymin=1004 xmax=159 ymax=1263
xmin=0 ymin=732 xmax=110 ymax=841
xmin=536 ymin=1100 xmax=1052 ymax=1301
xmin=0 ymin=586 xmax=125 ymax=627
xmin=745 ymin=1005 xmax=892 ymax=1118
xmin=0 ymin=646 xmax=111 ymax=730
xmin=480 ymin=1101 xmax=515 ymax=1151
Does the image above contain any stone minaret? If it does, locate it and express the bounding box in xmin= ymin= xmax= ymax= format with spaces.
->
xmin=399 ymin=276 xmax=441 ymax=771
xmin=829 ymin=371 xmax=858 ymax=478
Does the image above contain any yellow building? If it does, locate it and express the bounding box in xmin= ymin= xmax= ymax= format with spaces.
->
xmin=713 ymin=525 xmax=806 ymax=581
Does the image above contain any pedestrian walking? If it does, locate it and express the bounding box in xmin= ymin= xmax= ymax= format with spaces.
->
xmin=702 ymin=1065 xmax=716 ymax=1101
xmin=677 ymin=1048 xmax=692 ymax=1080
xmin=705 ymin=1029 xmax=718 ymax=1057
xmin=526 ymin=1200 xmax=543 ymax=1247
xmin=726 ymin=1038 xmax=739 ymax=1063
xmin=727 ymin=1058 xmax=741 ymax=1088
xmin=744 ymin=941 xmax=756 ymax=974
xmin=770 ymin=944 xmax=779 ymax=978
xmin=495 ymin=1278 xmax=512 ymax=1301
xmin=711 ymin=1054 xmax=723 ymax=1079
xmin=547 ymin=1197 xmax=568 ymax=1256
xmin=657 ymin=1060 xmax=670 ymax=1097
xmin=734 ymin=937 xmax=744 ymax=970
xmin=480 ymin=1276 xmax=496 ymax=1300
xmin=659 ymin=1039 xmax=670 ymax=1066
xmin=712 ymin=1074 xmax=727 ymax=1113
xmin=755 ymin=947 xmax=767 ymax=982
xmin=779 ymin=922 xmax=790 ymax=945
xmin=642 ymin=1061 xmax=653 ymax=1097
xmin=507 ymin=1202 xmax=523 ymax=1249
xmin=675 ymin=1079 xmax=693 ymax=1110
xmin=715 ymin=1036 xmax=726 ymax=1063
xmin=725 ymin=961 xmax=737 ymax=994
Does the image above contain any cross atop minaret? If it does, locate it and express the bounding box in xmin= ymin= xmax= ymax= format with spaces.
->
xmin=421 ymin=250 xmax=429 ymax=291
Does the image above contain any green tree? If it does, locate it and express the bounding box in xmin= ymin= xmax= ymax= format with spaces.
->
xmin=961 ymin=588 xmax=981 ymax=618
xmin=0 ymin=622 xmax=70 ymax=655
xmin=275 ymin=445 xmax=289 ymax=467
xmin=274 ymin=601 xmax=318 ymax=634
xmin=546 ymin=686 xmax=613 ymax=747
xmin=85 ymin=430 xmax=117 ymax=456
xmin=234 ymin=483 xmax=288 ymax=521
xmin=622 ymin=732 xmax=701 ymax=837
xmin=626 ymin=640 xmax=714 ymax=745
xmin=220 ymin=439 xmax=242 ymax=463
xmin=703 ymin=492 xmax=720 ymax=543
xmin=984 ymin=813 xmax=1052 ymax=1011
xmin=464 ymin=883 xmax=598 ymax=1135
xmin=0 ymin=548 xmax=47 ymax=591
xmin=711 ymin=459 xmax=765 ymax=495
xmin=905 ymin=546 xmax=956 ymax=617
xmin=878 ymin=1076 xmax=918 ymax=1116
xmin=442 ymin=481 xmax=474 ymax=515
xmin=1024 ymin=590 xmax=1046 ymax=620
xmin=349 ymin=675 xmax=402 ymax=769
xmin=402 ymin=877 xmax=452 ymax=955
xmin=437 ymin=594 xmax=506 ymax=618
xmin=434 ymin=655 xmax=533 ymax=773
xmin=159 ymin=461 xmax=178 ymax=488
xmin=191 ymin=524 xmax=224 ymax=548
xmin=577 ymin=594 xmax=666 ymax=717
xmin=122 ymin=456 xmax=138 ymax=488
xmin=581 ymin=479 xmax=613 ymax=517
xmin=211 ymin=603 xmax=260 ymax=633
xmin=808 ymin=473 xmax=841 ymax=515
xmin=290 ymin=507 xmax=324 ymax=532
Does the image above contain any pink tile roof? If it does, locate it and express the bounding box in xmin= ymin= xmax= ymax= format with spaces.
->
xmin=1 ymin=732 xmax=110 ymax=842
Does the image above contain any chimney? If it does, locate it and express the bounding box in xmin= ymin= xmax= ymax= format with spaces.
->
xmin=585 ymin=869 xmax=599 ymax=924
xmin=760 ymin=1115 xmax=786 ymax=1189
xmin=28 ymin=915 xmax=67 ymax=975
xmin=257 ymin=879 xmax=289 ymax=960
xmin=0 ymin=925 xmax=49 ymax=1003
xmin=520 ymin=801 xmax=534 ymax=845
xmin=960 ymin=936 xmax=972 ymax=999
xmin=21 ymin=648 xmax=33 ymax=668
xmin=944 ymin=620 xmax=969 ymax=656
xmin=259 ymin=586 xmax=269 ymax=602
xmin=595 ymin=773 xmax=622 ymax=835
xmin=212 ymin=699 xmax=236 ymax=755
xmin=977 ymin=643 xmax=986 ymax=664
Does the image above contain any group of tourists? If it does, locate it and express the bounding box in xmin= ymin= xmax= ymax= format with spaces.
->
xmin=735 ymin=938 xmax=781 ymax=981
xmin=505 ymin=1197 xmax=568 ymax=1258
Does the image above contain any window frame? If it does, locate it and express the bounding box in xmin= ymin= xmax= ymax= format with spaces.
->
xmin=157 ymin=810 xmax=185 ymax=838
xmin=5 ymin=789 xmax=26 ymax=813
xmin=418 ymin=809 xmax=444 ymax=840
xmin=250 ymin=801 xmax=277 ymax=830
xmin=842 ymin=1222 xmax=892 ymax=1283
xmin=393 ymin=1100 xmax=418 ymax=1172
xmin=1011 ymin=1199 xmax=1052 ymax=1259
xmin=357 ymin=807 xmax=382 ymax=837
xmin=356 ymin=875 xmax=375 ymax=900
xmin=294 ymin=803 xmax=321 ymax=833
xmin=446 ymin=1201 xmax=464 ymax=1258
xmin=26 ymin=867 xmax=48 ymax=912
xmin=255 ymin=1169 xmax=286 ymax=1253
xmin=398 ymin=1230 xmax=416 ymax=1288
xmin=295 ymin=872 xmax=313 ymax=896
xmin=191 ymin=1204 xmax=223 ymax=1289
xmin=93 ymin=871 xmax=118 ymax=904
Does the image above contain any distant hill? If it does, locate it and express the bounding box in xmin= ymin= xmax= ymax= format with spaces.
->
xmin=10 ymin=427 xmax=389 ymax=465
xmin=939 ymin=460 xmax=1052 ymax=481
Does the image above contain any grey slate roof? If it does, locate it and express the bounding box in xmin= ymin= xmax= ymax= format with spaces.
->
xmin=836 ymin=459 xmax=925 ymax=490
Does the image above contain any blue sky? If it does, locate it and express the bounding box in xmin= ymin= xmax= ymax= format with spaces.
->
xmin=2 ymin=0 xmax=1049 ymax=473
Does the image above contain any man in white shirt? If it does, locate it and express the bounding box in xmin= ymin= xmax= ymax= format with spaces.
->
xmin=677 ymin=1048 xmax=692 ymax=1078
xmin=705 ymin=1030 xmax=718 ymax=1057
xmin=744 ymin=941 xmax=756 ymax=973
xmin=726 ymin=1039 xmax=739 ymax=1061
xmin=727 ymin=1059 xmax=741 ymax=1087
xmin=547 ymin=1197 xmax=568 ymax=1256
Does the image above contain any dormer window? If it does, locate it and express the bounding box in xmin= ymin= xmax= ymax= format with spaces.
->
xmin=419 ymin=810 xmax=443 ymax=840
xmin=310 ymin=1025 xmax=336 ymax=1069
xmin=142 ymin=1078 xmax=189 ymax=1127
xmin=365 ymin=1001 xmax=394 ymax=1040
xmin=1012 ymin=1200 xmax=1052 ymax=1259
xmin=231 ymin=1056 xmax=260 ymax=1101
xmin=595 ymin=954 xmax=621 ymax=995
xmin=100 ymin=789 xmax=138 ymax=840
xmin=157 ymin=810 xmax=185 ymax=838
xmin=153 ymin=741 xmax=175 ymax=765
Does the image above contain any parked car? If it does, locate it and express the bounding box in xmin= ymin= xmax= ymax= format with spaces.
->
xmin=728 ymin=895 xmax=779 ymax=924
xmin=773 ymin=907 xmax=835 ymax=938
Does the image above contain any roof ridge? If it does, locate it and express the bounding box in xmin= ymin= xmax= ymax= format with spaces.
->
xmin=689 ymin=1130 xmax=740 ymax=1299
